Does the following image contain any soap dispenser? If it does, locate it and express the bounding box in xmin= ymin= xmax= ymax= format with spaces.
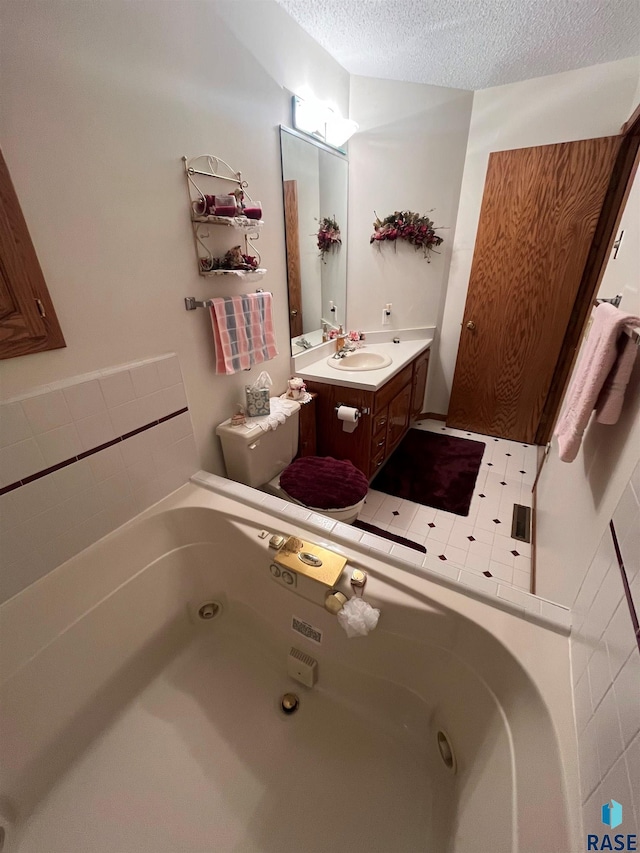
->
xmin=336 ymin=324 xmax=345 ymax=352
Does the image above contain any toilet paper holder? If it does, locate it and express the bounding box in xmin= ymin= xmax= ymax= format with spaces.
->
xmin=335 ymin=404 xmax=370 ymax=417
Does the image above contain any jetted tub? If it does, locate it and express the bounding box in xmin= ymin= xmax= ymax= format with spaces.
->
xmin=0 ymin=482 xmax=580 ymax=852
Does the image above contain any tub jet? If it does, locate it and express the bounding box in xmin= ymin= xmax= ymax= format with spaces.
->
xmin=197 ymin=601 xmax=221 ymax=621
xmin=437 ymin=730 xmax=456 ymax=773
xmin=281 ymin=693 xmax=300 ymax=715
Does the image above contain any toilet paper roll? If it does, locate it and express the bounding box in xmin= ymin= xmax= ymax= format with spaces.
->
xmin=337 ymin=405 xmax=359 ymax=433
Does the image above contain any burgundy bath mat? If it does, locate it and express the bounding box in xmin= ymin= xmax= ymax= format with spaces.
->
xmin=370 ymin=429 xmax=485 ymax=516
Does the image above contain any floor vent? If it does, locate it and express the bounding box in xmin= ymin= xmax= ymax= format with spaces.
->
xmin=511 ymin=504 xmax=532 ymax=543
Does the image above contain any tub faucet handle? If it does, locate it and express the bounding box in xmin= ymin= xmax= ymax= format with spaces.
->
xmin=350 ymin=569 xmax=367 ymax=596
xmin=325 ymin=590 xmax=348 ymax=614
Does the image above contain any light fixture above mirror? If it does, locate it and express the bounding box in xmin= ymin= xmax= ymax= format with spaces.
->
xmin=292 ymin=95 xmax=358 ymax=153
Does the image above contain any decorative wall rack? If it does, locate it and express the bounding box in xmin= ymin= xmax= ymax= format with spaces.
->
xmin=182 ymin=155 xmax=266 ymax=278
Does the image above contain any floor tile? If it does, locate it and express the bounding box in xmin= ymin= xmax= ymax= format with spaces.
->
xmin=434 ymin=511 xmax=455 ymax=531
xmin=465 ymin=551 xmax=491 ymax=573
xmin=427 ymin=525 xmax=450 ymax=545
xmin=439 ymin=544 xmax=468 ymax=565
xmin=408 ymin=520 xmax=433 ymax=539
xmin=365 ymin=419 xmax=535 ymax=593
xmin=489 ymin=561 xmax=514 ymax=584
xmin=469 ymin=526 xmax=494 ymax=546
xmin=513 ymin=567 xmax=531 ymax=590
xmin=468 ymin=539 xmax=493 ymax=559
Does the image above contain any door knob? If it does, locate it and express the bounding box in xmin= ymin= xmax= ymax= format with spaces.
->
xmin=290 ymin=309 xmax=298 ymax=316
xmin=466 ymin=321 xmax=476 ymax=331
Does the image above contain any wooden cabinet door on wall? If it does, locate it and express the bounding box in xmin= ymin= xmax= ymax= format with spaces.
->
xmin=0 ymin=150 xmax=65 ymax=359
xmin=448 ymin=136 xmax=620 ymax=443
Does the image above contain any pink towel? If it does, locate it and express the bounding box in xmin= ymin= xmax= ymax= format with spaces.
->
xmin=555 ymin=303 xmax=640 ymax=462
xmin=209 ymin=292 xmax=278 ymax=375
xmin=595 ymin=334 xmax=639 ymax=424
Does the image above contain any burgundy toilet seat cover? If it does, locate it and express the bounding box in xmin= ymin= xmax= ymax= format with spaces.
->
xmin=280 ymin=456 xmax=369 ymax=510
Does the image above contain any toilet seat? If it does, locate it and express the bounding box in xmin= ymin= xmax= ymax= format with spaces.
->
xmin=278 ymin=456 xmax=369 ymax=523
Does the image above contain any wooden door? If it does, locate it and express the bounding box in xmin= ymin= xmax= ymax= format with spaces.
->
xmin=448 ymin=136 xmax=620 ymax=442
xmin=0 ymin=149 xmax=65 ymax=359
xmin=283 ymin=180 xmax=303 ymax=338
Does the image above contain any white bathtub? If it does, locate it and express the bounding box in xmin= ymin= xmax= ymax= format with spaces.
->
xmin=0 ymin=482 xmax=581 ymax=852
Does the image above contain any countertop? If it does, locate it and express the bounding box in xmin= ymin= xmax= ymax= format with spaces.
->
xmin=296 ymin=337 xmax=433 ymax=391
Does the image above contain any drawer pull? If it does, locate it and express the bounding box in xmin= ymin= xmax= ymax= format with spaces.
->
xmin=377 ymin=418 xmax=387 ymax=427
xmin=376 ymin=459 xmax=384 ymax=467
xmin=377 ymin=439 xmax=385 ymax=447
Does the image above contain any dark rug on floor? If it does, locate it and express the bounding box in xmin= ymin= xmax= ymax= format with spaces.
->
xmin=353 ymin=520 xmax=426 ymax=553
xmin=370 ymin=429 xmax=486 ymax=517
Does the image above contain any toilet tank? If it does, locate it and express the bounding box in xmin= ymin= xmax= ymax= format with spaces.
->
xmin=216 ymin=408 xmax=300 ymax=487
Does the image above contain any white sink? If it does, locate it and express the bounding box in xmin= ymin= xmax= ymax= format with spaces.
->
xmin=327 ymin=351 xmax=392 ymax=371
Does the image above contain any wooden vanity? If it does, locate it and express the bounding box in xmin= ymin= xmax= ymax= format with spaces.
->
xmin=304 ymin=347 xmax=430 ymax=479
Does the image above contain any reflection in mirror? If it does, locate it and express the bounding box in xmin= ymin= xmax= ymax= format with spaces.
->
xmin=279 ymin=126 xmax=348 ymax=354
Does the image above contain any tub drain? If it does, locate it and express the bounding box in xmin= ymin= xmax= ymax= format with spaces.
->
xmin=281 ymin=693 xmax=300 ymax=715
xmin=436 ymin=730 xmax=456 ymax=773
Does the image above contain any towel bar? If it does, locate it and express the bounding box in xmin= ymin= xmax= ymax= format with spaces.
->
xmin=185 ymin=291 xmax=271 ymax=310
xmin=623 ymin=325 xmax=640 ymax=346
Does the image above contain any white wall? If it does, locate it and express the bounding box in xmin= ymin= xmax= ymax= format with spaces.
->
xmin=571 ymin=469 xmax=640 ymax=837
xmin=346 ymin=75 xmax=473 ymax=412
xmin=536 ymin=204 xmax=640 ymax=606
xmin=0 ymin=0 xmax=350 ymax=476
xmin=437 ymin=56 xmax=640 ymax=416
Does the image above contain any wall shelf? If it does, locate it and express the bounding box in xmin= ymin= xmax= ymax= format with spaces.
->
xmin=200 ymin=268 xmax=267 ymax=278
xmin=191 ymin=214 xmax=264 ymax=233
xmin=182 ymin=154 xmax=264 ymax=278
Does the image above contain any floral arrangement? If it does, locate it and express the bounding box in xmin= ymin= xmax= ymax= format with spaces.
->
xmin=200 ymin=245 xmax=259 ymax=272
xmin=370 ymin=210 xmax=443 ymax=261
xmin=316 ymin=216 xmax=342 ymax=262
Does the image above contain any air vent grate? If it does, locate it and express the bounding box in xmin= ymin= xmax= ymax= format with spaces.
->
xmin=511 ymin=504 xmax=532 ymax=543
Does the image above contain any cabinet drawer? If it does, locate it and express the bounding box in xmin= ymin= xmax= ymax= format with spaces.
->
xmin=372 ymin=407 xmax=388 ymax=435
xmin=370 ymin=445 xmax=386 ymax=477
xmin=371 ymin=429 xmax=387 ymax=458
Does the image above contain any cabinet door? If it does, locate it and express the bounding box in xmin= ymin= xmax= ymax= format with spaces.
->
xmin=387 ymin=383 xmax=412 ymax=451
xmin=305 ymin=380 xmax=374 ymax=476
xmin=410 ymin=350 xmax=430 ymax=419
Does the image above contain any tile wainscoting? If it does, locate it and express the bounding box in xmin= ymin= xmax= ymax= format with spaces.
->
xmin=0 ymin=354 xmax=198 ymax=603
xmin=571 ymin=460 xmax=640 ymax=836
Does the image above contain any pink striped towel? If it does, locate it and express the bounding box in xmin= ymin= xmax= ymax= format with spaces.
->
xmin=209 ymin=292 xmax=278 ymax=375
xmin=554 ymin=303 xmax=640 ymax=462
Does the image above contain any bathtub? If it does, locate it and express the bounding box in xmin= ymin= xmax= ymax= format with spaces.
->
xmin=0 ymin=481 xmax=581 ymax=853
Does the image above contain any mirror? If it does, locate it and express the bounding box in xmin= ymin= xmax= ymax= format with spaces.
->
xmin=279 ymin=126 xmax=348 ymax=353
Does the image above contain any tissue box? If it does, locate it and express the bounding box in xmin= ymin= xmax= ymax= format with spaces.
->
xmin=245 ymin=387 xmax=270 ymax=417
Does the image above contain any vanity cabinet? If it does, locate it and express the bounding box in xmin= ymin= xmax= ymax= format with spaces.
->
xmin=305 ymin=348 xmax=430 ymax=479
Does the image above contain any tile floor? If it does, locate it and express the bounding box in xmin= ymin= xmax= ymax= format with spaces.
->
xmin=360 ymin=419 xmax=539 ymax=592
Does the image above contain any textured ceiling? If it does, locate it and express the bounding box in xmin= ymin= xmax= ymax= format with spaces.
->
xmin=274 ymin=0 xmax=640 ymax=90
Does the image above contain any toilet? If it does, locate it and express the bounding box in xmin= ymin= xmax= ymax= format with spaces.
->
xmin=216 ymin=402 xmax=368 ymax=524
